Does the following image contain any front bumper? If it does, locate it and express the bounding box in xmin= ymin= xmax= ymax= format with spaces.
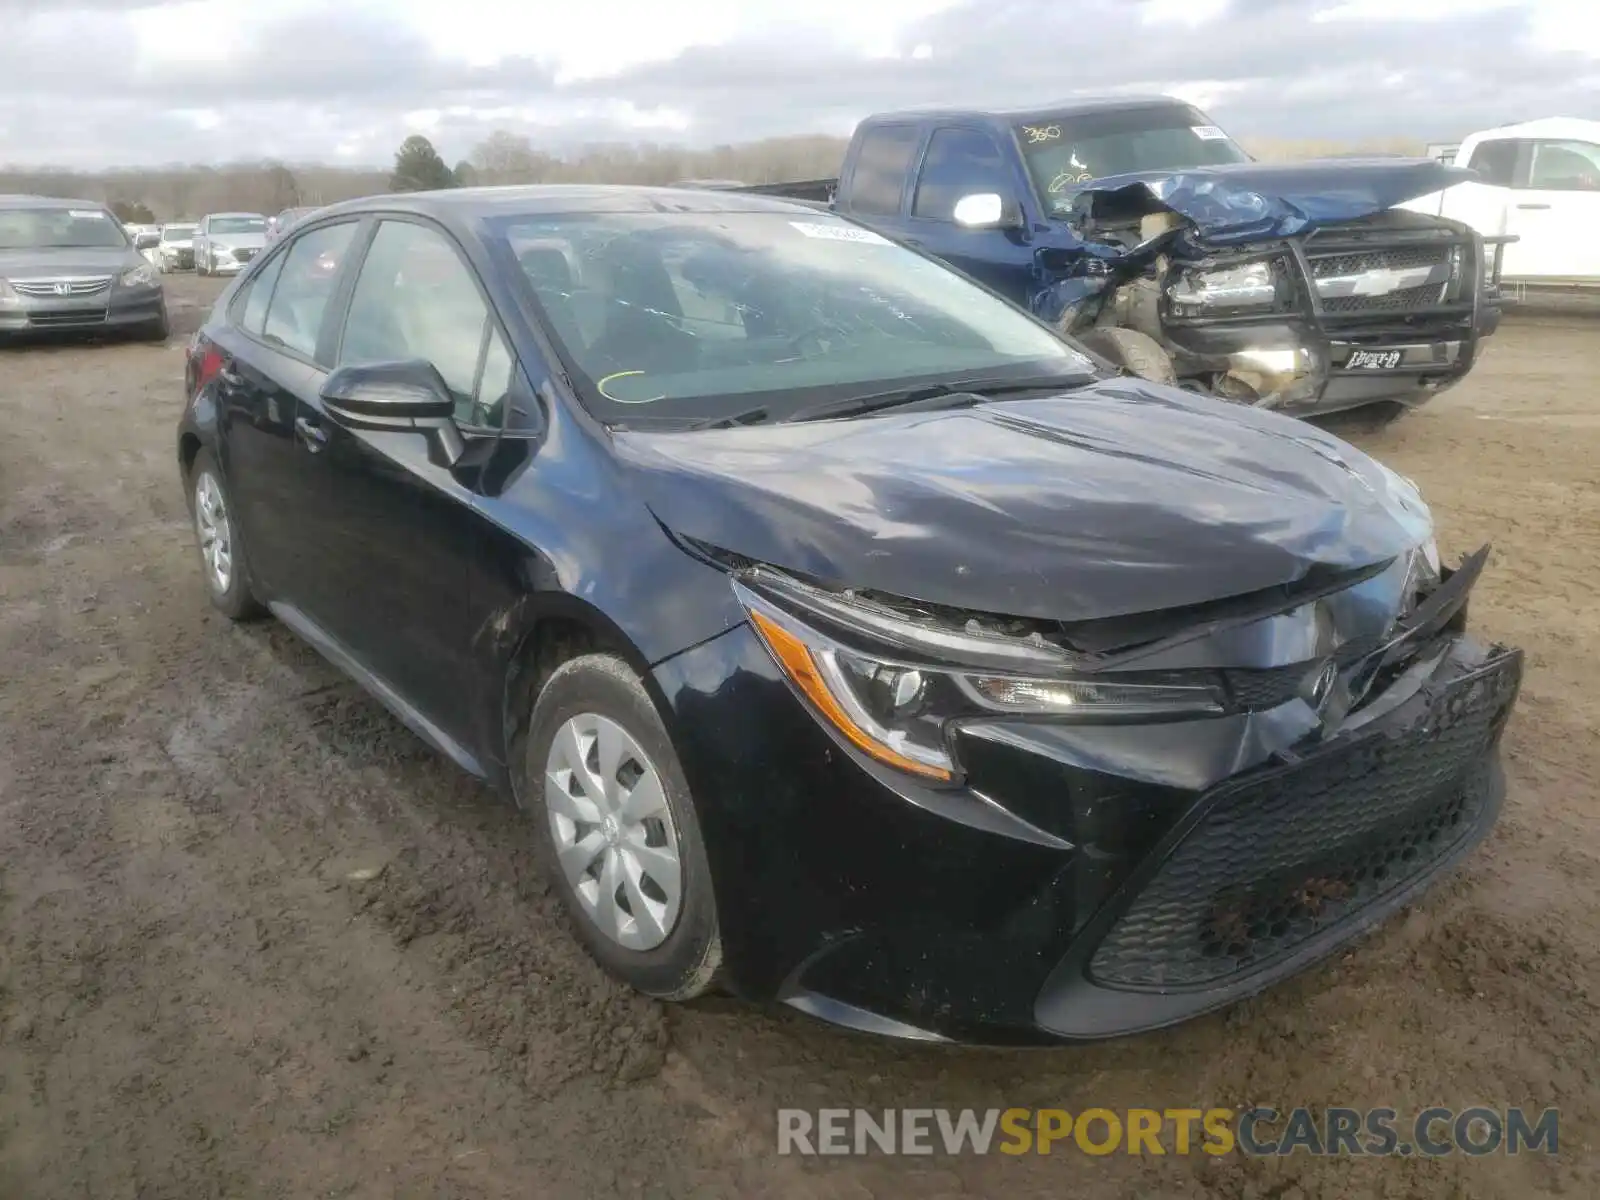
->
xmin=0 ymin=287 xmax=167 ymax=335
xmin=655 ymin=624 xmax=1521 ymax=1044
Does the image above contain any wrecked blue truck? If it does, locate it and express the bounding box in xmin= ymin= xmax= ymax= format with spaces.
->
xmin=748 ymin=96 xmax=1506 ymax=424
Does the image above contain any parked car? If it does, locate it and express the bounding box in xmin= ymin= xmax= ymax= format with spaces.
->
xmin=266 ymin=206 xmax=320 ymax=244
xmin=1400 ymin=117 xmax=1600 ymax=292
xmin=158 ymin=222 xmax=198 ymax=272
xmin=0 ymin=194 xmax=169 ymax=340
xmin=194 ymin=212 xmax=267 ymax=276
xmin=177 ymin=186 xmax=1523 ymax=1044
xmin=751 ymin=97 xmax=1507 ymax=425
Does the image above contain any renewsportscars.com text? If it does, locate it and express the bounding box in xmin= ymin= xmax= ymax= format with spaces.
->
xmin=777 ymin=1106 xmax=1559 ymax=1157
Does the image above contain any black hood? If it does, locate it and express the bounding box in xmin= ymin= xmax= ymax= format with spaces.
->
xmin=0 ymin=246 xmax=142 ymax=276
xmin=613 ymin=380 xmax=1434 ymax=622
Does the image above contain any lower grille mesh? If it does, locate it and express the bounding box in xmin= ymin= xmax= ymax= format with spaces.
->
xmin=1088 ymin=654 xmax=1519 ymax=989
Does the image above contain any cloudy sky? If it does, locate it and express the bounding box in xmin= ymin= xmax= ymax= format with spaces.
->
xmin=1 ymin=0 xmax=1596 ymax=169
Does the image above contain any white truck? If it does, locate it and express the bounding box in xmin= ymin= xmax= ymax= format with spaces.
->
xmin=1401 ymin=117 xmax=1600 ymax=292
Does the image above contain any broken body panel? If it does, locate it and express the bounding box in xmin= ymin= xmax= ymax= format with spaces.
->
xmin=1051 ymin=159 xmax=1505 ymax=415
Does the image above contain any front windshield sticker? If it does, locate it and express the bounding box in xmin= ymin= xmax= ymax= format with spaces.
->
xmin=1191 ymin=125 xmax=1229 ymax=141
xmin=69 ymin=209 xmax=108 ymax=219
xmin=788 ymin=221 xmax=891 ymax=245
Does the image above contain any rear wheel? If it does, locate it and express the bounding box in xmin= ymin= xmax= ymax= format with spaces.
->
xmin=187 ymin=449 xmax=265 ymax=621
xmin=1075 ymin=326 xmax=1177 ymax=387
xmin=522 ymin=653 xmax=722 ymax=1000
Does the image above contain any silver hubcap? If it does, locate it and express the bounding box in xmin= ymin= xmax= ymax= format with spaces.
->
xmin=194 ymin=471 xmax=233 ymax=594
xmin=545 ymin=713 xmax=682 ymax=951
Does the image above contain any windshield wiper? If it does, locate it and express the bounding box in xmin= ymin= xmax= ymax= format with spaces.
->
xmin=788 ymin=374 xmax=1091 ymax=424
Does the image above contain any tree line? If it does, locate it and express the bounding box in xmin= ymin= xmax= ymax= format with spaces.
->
xmin=0 ymin=128 xmax=1422 ymax=222
xmin=0 ymin=131 xmax=852 ymax=222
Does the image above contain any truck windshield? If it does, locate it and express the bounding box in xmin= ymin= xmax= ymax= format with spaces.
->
xmin=494 ymin=210 xmax=1094 ymax=425
xmin=0 ymin=207 xmax=128 ymax=250
xmin=1016 ymin=105 xmax=1251 ymax=214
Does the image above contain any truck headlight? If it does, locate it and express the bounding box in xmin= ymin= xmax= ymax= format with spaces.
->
xmin=1168 ymin=261 xmax=1279 ymax=310
xmin=736 ymin=573 xmax=1224 ymax=782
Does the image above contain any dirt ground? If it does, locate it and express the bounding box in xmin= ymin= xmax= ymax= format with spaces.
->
xmin=1 ymin=273 xmax=1596 ymax=1199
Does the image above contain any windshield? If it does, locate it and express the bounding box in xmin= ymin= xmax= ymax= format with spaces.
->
xmin=493 ymin=210 xmax=1093 ymax=425
xmin=209 ymin=216 xmax=265 ymax=235
xmin=0 ymin=207 xmax=128 ymax=251
xmin=162 ymin=225 xmax=197 ymax=241
xmin=1017 ymin=105 xmax=1251 ymax=215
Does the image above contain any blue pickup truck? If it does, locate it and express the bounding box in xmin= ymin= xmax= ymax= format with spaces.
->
xmin=750 ymin=96 xmax=1507 ymax=425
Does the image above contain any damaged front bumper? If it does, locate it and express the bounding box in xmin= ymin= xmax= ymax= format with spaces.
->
xmin=1157 ymin=223 xmax=1505 ymax=417
xmin=652 ymin=549 xmax=1523 ymax=1044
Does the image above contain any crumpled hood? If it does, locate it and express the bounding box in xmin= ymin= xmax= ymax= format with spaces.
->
xmin=1071 ymin=158 xmax=1474 ymax=244
xmin=614 ymin=380 xmax=1434 ymax=622
xmin=0 ymin=246 xmax=141 ymax=277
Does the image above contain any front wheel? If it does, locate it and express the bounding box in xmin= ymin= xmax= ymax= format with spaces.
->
xmin=523 ymin=653 xmax=722 ymax=1000
xmin=1074 ymin=326 xmax=1177 ymax=387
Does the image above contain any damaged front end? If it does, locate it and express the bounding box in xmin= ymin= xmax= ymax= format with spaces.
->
xmin=1041 ymin=162 xmax=1507 ymax=418
xmin=723 ymin=539 xmax=1521 ymax=1041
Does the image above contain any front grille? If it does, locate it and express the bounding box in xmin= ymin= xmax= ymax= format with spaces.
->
xmin=27 ymin=309 xmax=108 ymax=328
xmin=236 ymin=248 xmax=258 ymax=263
xmin=1311 ymin=246 xmax=1450 ymax=277
xmin=1322 ymin=282 xmax=1451 ymax=315
xmin=1088 ymin=651 xmax=1520 ymax=990
xmin=11 ymin=276 xmax=112 ymax=298
xmin=1305 ymin=237 xmax=1466 ymax=320
xmin=1222 ymin=636 xmax=1384 ymax=711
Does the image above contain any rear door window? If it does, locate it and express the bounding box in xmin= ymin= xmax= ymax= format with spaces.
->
xmin=846 ymin=125 xmax=921 ymax=216
xmin=1527 ymin=140 xmax=1600 ymax=191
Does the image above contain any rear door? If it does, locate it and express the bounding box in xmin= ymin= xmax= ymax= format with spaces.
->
xmin=905 ymin=124 xmax=1036 ymax=304
xmin=834 ymin=122 xmax=923 ymax=241
xmin=1501 ymin=137 xmax=1600 ymax=282
xmin=287 ymin=215 xmax=520 ymax=746
xmin=209 ymin=219 xmax=364 ymax=601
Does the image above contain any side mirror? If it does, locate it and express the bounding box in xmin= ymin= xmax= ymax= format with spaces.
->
xmin=320 ymin=359 xmax=464 ymax=464
xmin=952 ymin=192 xmax=1024 ymax=230
xmin=135 ymin=231 xmax=160 ymax=250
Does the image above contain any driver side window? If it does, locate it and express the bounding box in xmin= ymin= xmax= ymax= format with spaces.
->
xmin=339 ymin=219 xmax=513 ymax=428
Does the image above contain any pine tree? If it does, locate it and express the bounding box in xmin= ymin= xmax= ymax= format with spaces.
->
xmin=390 ymin=136 xmax=457 ymax=193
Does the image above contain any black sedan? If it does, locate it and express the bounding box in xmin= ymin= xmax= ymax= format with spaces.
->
xmin=177 ymin=186 xmax=1522 ymax=1044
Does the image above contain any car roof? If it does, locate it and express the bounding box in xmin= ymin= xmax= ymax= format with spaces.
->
xmin=310 ymin=184 xmax=834 ymax=224
xmin=862 ymin=94 xmax=1191 ymax=127
xmin=1475 ymin=116 xmax=1600 ymax=143
xmin=0 ymin=194 xmax=109 ymax=211
xmin=205 ymin=211 xmax=266 ymax=219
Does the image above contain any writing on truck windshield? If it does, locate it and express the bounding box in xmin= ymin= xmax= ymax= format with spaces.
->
xmin=495 ymin=210 xmax=1092 ymax=425
xmin=0 ymin=208 xmax=127 ymax=250
xmin=1016 ymin=106 xmax=1250 ymax=212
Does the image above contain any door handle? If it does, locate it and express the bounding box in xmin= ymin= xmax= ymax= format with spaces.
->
xmin=294 ymin=416 xmax=329 ymax=452
xmin=1515 ymin=203 xmax=1551 ymax=210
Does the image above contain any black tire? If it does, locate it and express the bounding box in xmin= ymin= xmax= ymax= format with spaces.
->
xmin=522 ymin=653 xmax=722 ymax=1000
xmin=1075 ymin=326 xmax=1177 ymax=387
xmin=185 ymin=448 xmax=266 ymax=621
xmin=1313 ymin=402 xmax=1409 ymax=438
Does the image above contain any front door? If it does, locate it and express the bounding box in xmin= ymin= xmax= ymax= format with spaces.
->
xmin=285 ymin=215 xmax=519 ymax=748
xmin=904 ymin=125 xmax=1037 ymax=305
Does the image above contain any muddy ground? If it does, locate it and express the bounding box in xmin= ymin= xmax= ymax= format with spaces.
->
xmin=0 ymin=273 xmax=1596 ymax=1199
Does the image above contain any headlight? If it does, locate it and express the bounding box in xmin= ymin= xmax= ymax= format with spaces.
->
xmin=1168 ymin=261 xmax=1279 ymax=310
xmin=120 ymin=263 xmax=157 ymax=288
xmin=736 ymin=573 xmax=1224 ymax=782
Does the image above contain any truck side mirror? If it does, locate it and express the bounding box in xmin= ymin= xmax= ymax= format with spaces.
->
xmin=952 ymin=192 xmax=1024 ymax=230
